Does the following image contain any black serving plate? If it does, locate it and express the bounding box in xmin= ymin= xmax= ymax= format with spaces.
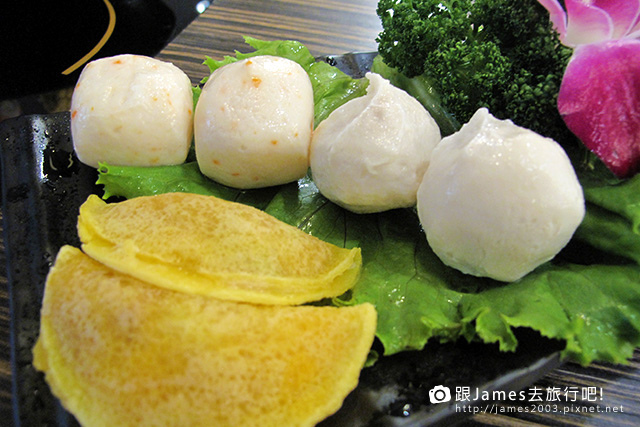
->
xmin=0 ymin=53 xmax=564 ymax=427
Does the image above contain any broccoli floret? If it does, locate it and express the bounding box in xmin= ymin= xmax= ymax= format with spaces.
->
xmin=376 ymin=0 xmax=575 ymax=143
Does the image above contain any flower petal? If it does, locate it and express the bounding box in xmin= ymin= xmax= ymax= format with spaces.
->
xmin=558 ymin=39 xmax=640 ymax=177
xmin=538 ymin=0 xmax=568 ymax=40
xmin=628 ymin=4 xmax=640 ymax=38
xmin=592 ymin=0 xmax=640 ymax=39
xmin=564 ymin=0 xmax=614 ymax=45
xmin=629 ymin=26 xmax=640 ymax=39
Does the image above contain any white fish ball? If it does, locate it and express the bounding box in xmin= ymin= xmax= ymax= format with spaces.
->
xmin=417 ymin=108 xmax=585 ymax=282
xmin=71 ymin=54 xmax=194 ymax=168
xmin=194 ymin=55 xmax=314 ymax=189
xmin=309 ymin=72 xmax=441 ymax=214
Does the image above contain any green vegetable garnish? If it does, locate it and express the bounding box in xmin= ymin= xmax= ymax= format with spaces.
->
xmin=375 ymin=0 xmax=573 ymax=143
xmin=97 ymin=161 xmax=640 ymax=366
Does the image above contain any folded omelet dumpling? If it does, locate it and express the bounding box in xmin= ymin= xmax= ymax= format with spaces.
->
xmin=77 ymin=193 xmax=361 ymax=305
xmin=33 ymin=246 xmax=377 ymax=427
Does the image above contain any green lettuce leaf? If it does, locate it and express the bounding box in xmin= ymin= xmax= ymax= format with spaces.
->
xmin=574 ymin=174 xmax=640 ymax=264
xmin=96 ymin=162 xmax=281 ymax=210
xmin=201 ymin=37 xmax=316 ymax=75
xmin=96 ymin=162 xmax=640 ymax=366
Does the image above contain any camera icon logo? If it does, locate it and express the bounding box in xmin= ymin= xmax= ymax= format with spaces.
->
xmin=429 ymin=385 xmax=451 ymax=404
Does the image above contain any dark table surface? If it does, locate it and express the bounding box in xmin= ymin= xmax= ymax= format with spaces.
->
xmin=1 ymin=0 xmax=639 ymax=426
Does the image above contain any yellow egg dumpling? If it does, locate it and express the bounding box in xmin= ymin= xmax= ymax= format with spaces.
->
xmin=33 ymin=246 xmax=377 ymax=427
xmin=77 ymin=193 xmax=362 ymax=305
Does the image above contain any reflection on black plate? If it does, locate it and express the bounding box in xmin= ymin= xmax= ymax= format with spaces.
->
xmin=0 ymin=54 xmax=563 ymax=427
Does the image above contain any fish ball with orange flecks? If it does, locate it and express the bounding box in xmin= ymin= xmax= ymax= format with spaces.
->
xmin=70 ymin=54 xmax=194 ymax=168
xmin=194 ymin=55 xmax=314 ymax=189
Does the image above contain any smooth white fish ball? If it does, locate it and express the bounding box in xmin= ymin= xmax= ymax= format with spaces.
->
xmin=71 ymin=54 xmax=194 ymax=168
xmin=417 ymin=108 xmax=585 ymax=282
xmin=310 ymin=72 xmax=441 ymax=214
xmin=194 ymin=55 xmax=314 ymax=189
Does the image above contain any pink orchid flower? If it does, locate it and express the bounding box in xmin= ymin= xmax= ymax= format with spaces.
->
xmin=539 ymin=0 xmax=640 ymax=178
